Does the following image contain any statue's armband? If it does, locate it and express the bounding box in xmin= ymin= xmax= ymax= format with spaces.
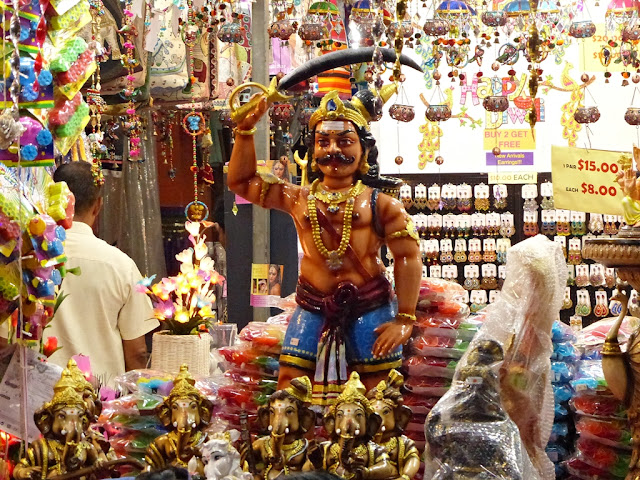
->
xmin=257 ymin=172 xmax=285 ymax=207
xmin=386 ymin=216 xmax=419 ymax=244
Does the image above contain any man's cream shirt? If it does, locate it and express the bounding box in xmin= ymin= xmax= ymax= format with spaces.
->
xmin=3 ymin=221 xmax=159 ymax=384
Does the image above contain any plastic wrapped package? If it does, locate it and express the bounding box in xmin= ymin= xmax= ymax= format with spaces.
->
xmin=218 ymin=343 xmax=281 ymax=371
xmin=405 ymin=376 xmax=452 ymax=396
xmin=238 ymin=321 xmax=287 ymax=347
xmin=424 ymin=339 xmax=540 ymax=479
xmin=571 ymin=393 xmax=627 ymax=419
xmin=554 ymin=384 xmax=574 ymax=404
xmin=549 ymin=422 xmax=570 ymax=443
xmin=404 ymin=356 xmax=458 ymax=378
xmin=577 ymin=316 xmax=639 ymax=348
xmin=570 ymin=361 xmax=609 ymax=394
xmin=428 ymin=235 xmax=566 ymax=480
xmin=555 ymin=402 xmax=570 ymax=420
xmin=403 ymin=394 xmax=441 ymax=415
xmin=575 ymin=416 xmax=632 ymax=448
xmin=565 ymin=457 xmax=625 ymax=480
xmin=417 ymin=312 xmax=467 ymax=330
xmin=457 ymin=319 xmax=483 ymax=341
xmin=552 ymin=341 xmax=581 ymax=363
xmin=411 ymin=336 xmax=469 ymax=358
xmin=575 ymin=437 xmax=631 ymax=478
xmin=551 ymin=361 xmax=576 ymax=384
xmin=552 ymin=320 xmax=577 ymax=344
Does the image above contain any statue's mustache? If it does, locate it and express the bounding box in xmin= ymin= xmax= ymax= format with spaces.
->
xmin=316 ymin=153 xmax=354 ymax=165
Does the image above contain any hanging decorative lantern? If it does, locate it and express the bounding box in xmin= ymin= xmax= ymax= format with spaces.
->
xmin=270 ymin=103 xmax=295 ymax=129
xmin=481 ymin=10 xmax=507 ymax=26
xmin=568 ymin=20 xmax=596 ymax=38
xmin=622 ymin=23 xmax=640 ymax=41
xmin=298 ymin=14 xmax=325 ymax=41
xmin=423 ymin=18 xmax=450 ymax=36
xmin=625 ymin=107 xmax=640 ymax=125
xmin=217 ymin=15 xmax=245 ymax=43
xmin=299 ymin=106 xmax=316 ymax=126
xmin=436 ymin=0 xmax=476 ymax=17
xmin=389 ymin=104 xmax=416 ymax=122
xmin=483 ymin=96 xmax=509 ymax=112
xmin=388 ymin=20 xmax=414 ymax=39
xmin=425 ymin=104 xmax=452 ymax=122
xmin=268 ymin=18 xmax=297 ymax=41
xmin=574 ymin=106 xmax=601 ymax=124
xmin=606 ymin=0 xmax=640 ymax=24
xmin=219 ymin=109 xmax=234 ymax=128
xmin=502 ymin=0 xmax=531 ymax=16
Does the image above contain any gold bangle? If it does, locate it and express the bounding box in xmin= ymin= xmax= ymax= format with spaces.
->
xmin=234 ymin=126 xmax=257 ymax=136
xmin=396 ymin=313 xmax=417 ymax=323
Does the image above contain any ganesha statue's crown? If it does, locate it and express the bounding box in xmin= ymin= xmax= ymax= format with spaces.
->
xmin=66 ymin=359 xmax=95 ymax=394
xmin=169 ymin=364 xmax=205 ymax=403
xmin=284 ymin=376 xmax=313 ymax=403
xmin=331 ymin=372 xmax=373 ymax=415
xmin=45 ymin=371 xmax=86 ymax=411
xmin=372 ymin=369 xmax=404 ymax=407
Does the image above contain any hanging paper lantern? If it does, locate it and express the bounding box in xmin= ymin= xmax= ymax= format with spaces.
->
xmin=574 ymin=106 xmax=601 ymax=124
xmin=425 ymin=104 xmax=452 ymax=122
xmin=483 ymin=96 xmax=509 ymax=112
xmin=423 ymin=18 xmax=450 ymax=36
xmin=625 ymin=107 xmax=640 ymax=125
xmin=481 ymin=10 xmax=507 ymax=26
xmin=568 ymin=20 xmax=596 ymax=38
xmin=389 ymin=104 xmax=416 ymax=122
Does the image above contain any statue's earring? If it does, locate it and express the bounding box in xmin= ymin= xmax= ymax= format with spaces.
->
xmin=311 ymin=157 xmax=318 ymax=172
xmin=359 ymin=152 xmax=370 ymax=174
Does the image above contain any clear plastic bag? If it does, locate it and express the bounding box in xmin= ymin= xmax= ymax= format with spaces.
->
xmin=426 ymin=235 xmax=566 ymax=480
xmin=570 ymin=392 xmax=627 ymax=419
xmin=570 ymin=360 xmax=610 ymax=394
xmin=551 ymin=361 xmax=576 ymax=384
xmin=238 ymin=321 xmax=287 ymax=347
xmin=403 ymin=356 xmax=458 ymax=378
xmin=404 ymin=376 xmax=452 ymax=396
xmin=552 ymin=320 xmax=577 ymax=343
xmin=575 ymin=437 xmax=631 ymax=478
xmin=574 ymin=415 xmax=632 ymax=449
xmin=424 ymin=339 xmax=540 ymax=479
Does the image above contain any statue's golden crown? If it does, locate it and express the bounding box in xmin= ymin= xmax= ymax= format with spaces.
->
xmin=285 ymin=376 xmax=313 ymax=403
xmin=309 ymin=92 xmax=369 ymax=131
xmin=331 ymin=372 xmax=373 ymax=415
xmin=169 ymin=364 xmax=204 ymax=403
xmin=66 ymin=359 xmax=95 ymax=395
xmin=45 ymin=371 xmax=86 ymax=411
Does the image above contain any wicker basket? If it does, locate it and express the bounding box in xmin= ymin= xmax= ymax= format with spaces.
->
xmin=151 ymin=331 xmax=211 ymax=376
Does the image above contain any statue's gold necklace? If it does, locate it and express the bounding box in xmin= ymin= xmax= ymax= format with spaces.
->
xmin=307 ymin=179 xmax=365 ymax=270
xmin=264 ymin=438 xmax=306 ymax=479
xmin=315 ymin=181 xmax=366 ymax=214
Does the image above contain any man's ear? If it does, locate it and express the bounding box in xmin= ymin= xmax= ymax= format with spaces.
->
xmin=93 ymin=197 xmax=104 ymax=216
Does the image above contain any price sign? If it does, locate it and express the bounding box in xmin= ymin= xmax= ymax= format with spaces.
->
xmin=551 ymin=146 xmax=625 ymax=216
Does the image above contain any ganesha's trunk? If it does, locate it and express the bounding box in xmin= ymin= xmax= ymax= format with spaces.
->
xmin=338 ymin=434 xmax=355 ymax=472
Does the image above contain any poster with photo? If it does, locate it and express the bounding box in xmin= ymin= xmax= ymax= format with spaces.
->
xmin=250 ymin=263 xmax=284 ymax=307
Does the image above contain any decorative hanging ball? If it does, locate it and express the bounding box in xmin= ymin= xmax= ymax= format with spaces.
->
xmin=491 ymin=62 xmax=500 ymax=71
xmin=633 ymin=74 xmax=640 ymax=84
xmin=580 ymin=73 xmax=590 ymax=83
xmin=573 ymin=106 xmax=601 ymax=124
xmin=433 ymin=71 xmax=442 ymax=81
xmin=625 ymin=107 xmax=640 ymax=125
xmin=492 ymin=146 xmax=502 ymax=156
xmin=435 ymin=156 xmax=444 ymax=165
xmin=226 ymin=77 xmax=235 ymax=86
xmin=395 ymin=155 xmax=404 ymax=165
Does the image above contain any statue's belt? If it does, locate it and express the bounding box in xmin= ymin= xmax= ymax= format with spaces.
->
xmin=295 ymin=275 xmax=391 ymax=324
